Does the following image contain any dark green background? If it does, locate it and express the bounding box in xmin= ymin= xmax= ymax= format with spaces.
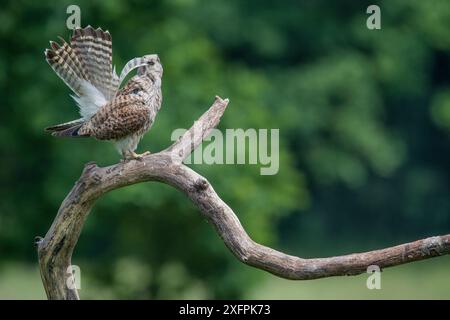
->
xmin=0 ymin=0 xmax=449 ymax=299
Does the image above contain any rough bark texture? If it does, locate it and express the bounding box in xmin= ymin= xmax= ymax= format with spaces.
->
xmin=36 ymin=96 xmax=450 ymax=300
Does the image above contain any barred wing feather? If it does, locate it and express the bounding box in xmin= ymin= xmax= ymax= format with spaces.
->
xmin=45 ymin=26 xmax=120 ymax=119
xmin=70 ymin=26 xmax=119 ymax=100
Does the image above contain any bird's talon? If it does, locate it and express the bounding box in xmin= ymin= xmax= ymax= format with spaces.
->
xmin=123 ymin=151 xmax=151 ymax=161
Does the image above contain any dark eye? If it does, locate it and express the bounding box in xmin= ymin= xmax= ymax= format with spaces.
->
xmin=132 ymin=88 xmax=140 ymax=94
xmin=148 ymin=61 xmax=155 ymax=66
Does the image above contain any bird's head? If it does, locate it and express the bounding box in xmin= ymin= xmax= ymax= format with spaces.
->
xmin=137 ymin=54 xmax=163 ymax=79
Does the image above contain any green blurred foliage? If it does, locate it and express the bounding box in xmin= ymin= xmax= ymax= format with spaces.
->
xmin=0 ymin=0 xmax=449 ymax=298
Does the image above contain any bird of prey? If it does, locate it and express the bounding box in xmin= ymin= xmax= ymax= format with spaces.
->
xmin=44 ymin=26 xmax=163 ymax=160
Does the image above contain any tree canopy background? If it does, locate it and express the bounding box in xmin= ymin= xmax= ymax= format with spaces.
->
xmin=0 ymin=0 xmax=449 ymax=299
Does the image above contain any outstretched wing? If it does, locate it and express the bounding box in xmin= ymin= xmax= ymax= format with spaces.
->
xmin=45 ymin=26 xmax=119 ymax=99
xmin=45 ymin=37 xmax=90 ymax=97
xmin=45 ymin=26 xmax=120 ymax=119
xmin=70 ymin=26 xmax=119 ymax=100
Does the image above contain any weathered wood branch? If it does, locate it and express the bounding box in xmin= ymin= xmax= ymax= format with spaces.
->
xmin=36 ymin=96 xmax=450 ymax=300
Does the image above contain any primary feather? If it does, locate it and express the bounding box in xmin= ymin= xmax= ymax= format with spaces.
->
xmin=45 ymin=26 xmax=119 ymax=121
xmin=70 ymin=26 xmax=119 ymax=100
xmin=118 ymin=57 xmax=148 ymax=86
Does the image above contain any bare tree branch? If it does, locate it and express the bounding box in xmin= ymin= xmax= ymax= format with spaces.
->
xmin=36 ymin=96 xmax=450 ymax=300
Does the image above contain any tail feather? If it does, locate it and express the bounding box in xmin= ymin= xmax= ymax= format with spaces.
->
xmin=45 ymin=118 xmax=84 ymax=132
xmin=45 ymin=119 xmax=89 ymax=138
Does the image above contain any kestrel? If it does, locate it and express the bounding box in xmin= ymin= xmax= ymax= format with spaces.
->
xmin=44 ymin=26 xmax=163 ymax=160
